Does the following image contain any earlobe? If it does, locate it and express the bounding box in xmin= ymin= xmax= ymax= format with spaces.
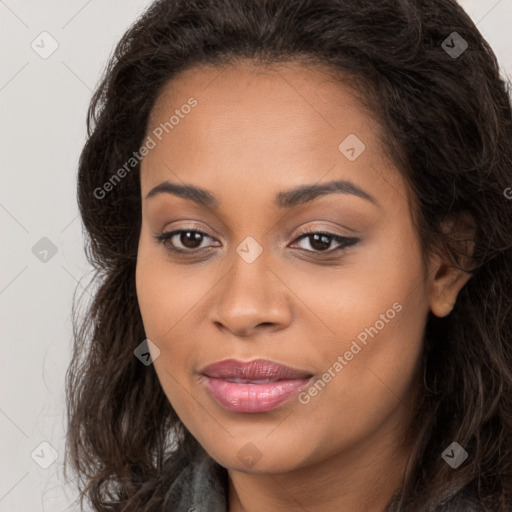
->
xmin=430 ymin=267 xmax=471 ymax=317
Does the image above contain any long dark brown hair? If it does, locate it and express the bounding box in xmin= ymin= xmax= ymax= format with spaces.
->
xmin=64 ymin=0 xmax=512 ymax=510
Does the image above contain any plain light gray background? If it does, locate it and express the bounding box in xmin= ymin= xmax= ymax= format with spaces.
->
xmin=1 ymin=1 xmax=511 ymax=510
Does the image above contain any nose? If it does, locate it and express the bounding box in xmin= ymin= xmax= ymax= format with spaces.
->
xmin=209 ymin=247 xmax=292 ymax=338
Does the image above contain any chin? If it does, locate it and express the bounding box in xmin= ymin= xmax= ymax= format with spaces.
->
xmin=204 ymin=437 xmax=307 ymax=475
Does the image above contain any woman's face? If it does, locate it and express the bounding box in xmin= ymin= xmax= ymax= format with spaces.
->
xmin=136 ymin=61 xmax=432 ymax=474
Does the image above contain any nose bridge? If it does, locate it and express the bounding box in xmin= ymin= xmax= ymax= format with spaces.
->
xmin=211 ymin=236 xmax=290 ymax=334
xmin=222 ymin=236 xmax=272 ymax=307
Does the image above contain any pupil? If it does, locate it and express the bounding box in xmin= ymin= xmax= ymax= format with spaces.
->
xmin=311 ymin=234 xmax=330 ymax=251
xmin=182 ymin=231 xmax=202 ymax=248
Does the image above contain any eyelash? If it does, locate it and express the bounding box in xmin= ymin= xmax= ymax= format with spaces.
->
xmin=154 ymin=227 xmax=359 ymax=257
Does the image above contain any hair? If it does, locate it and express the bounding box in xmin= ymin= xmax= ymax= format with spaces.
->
xmin=64 ymin=0 xmax=512 ymax=510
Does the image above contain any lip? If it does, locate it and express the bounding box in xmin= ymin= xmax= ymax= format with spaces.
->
xmin=200 ymin=358 xmax=313 ymax=413
xmin=200 ymin=358 xmax=312 ymax=380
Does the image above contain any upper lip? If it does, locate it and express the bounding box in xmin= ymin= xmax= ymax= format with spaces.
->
xmin=200 ymin=358 xmax=312 ymax=380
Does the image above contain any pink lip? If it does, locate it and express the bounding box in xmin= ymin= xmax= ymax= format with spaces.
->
xmin=200 ymin=359 xmax=313 ymax=413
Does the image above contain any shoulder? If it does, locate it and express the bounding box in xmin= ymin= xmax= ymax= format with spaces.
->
xmin=448 ymin=485 xmax=498 ymax=511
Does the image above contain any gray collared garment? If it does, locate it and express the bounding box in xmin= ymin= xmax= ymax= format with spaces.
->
xmin=162 ymin=450 xmax=229 ymax=512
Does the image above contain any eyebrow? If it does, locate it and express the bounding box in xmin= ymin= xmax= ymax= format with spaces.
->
xmin=145 ymin=179 xmax=379 ymax=209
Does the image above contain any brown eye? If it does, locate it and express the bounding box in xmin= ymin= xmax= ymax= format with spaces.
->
xmin=155 ymin=229 xmax=217 ymax=253
xmin=300 ymin=233 xmax=332 ymax=251
xmin=177 ymin=231 xmax=205 ymax=249
xmin=291 ymin=230 xmax=359 ymax=254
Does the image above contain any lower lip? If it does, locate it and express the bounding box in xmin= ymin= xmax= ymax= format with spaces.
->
xmin=202 ymin=376 xmax=312 ymax=413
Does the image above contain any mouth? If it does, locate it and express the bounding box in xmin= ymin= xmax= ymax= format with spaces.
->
xmin=199 ymin=358 xmax=313 ymax=413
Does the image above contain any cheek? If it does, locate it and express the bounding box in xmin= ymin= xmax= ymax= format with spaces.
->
xmin=135 ymin=244 xmax=198 ymax=413
xmin=288 ymin=220 xmax=426 ymax=344
xmin=135 ymin=231 xmax=201 ymax=339
xmin=297 ymin=224 xmax=427 ymax=394
xmin=293 ymin=284 xmax=427 ymax=464
xmin=315 ymin=235 xmax=427 ymax=421
xmin=135 ymin=231 xmax=219 ymax=389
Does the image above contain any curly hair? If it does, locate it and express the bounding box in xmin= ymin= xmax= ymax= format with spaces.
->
xmin=64 ymin=0 xmax=512 ymax=510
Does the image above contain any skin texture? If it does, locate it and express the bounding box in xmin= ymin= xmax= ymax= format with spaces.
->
xmin=135 ymin=61 xmax=472 ymax=512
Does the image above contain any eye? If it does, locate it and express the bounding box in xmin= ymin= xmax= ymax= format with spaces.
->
xmin=290 ymin=228 xmax=359 ymax=254
xmin=155 ymin=229 xmax=219 ymax=253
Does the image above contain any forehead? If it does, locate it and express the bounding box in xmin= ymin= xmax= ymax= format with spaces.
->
xmin=147 ymin=60 xmax=378 ymax=147
xmin=141 ymin=60 xmax=406 ymax=212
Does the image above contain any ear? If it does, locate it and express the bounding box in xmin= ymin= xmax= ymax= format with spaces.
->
xmin=428 ymin=210 xmax=476 ymax=318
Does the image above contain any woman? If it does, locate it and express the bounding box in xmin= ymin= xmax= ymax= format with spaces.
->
xmin=64 ymin=0 xmax=512 ymax=510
